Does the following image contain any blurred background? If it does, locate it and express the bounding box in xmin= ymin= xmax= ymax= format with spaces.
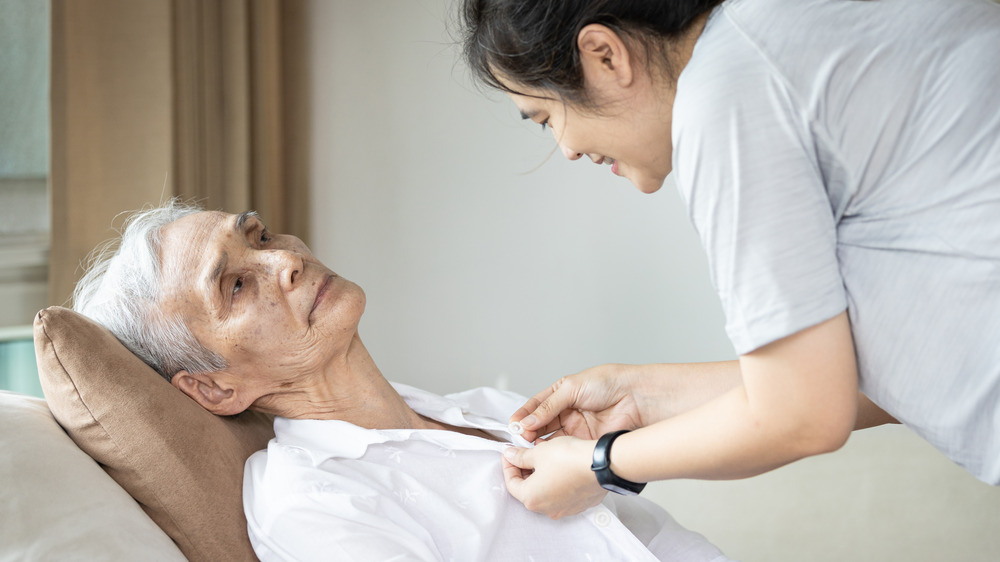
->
xmin=1 ymin=0 xmax=998 ymax=559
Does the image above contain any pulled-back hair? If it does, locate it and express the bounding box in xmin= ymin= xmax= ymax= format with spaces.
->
xmin=460 ymin=0 xmax=723 ymax=107
xmin=73 ymin=199 xmax=227 ymax=381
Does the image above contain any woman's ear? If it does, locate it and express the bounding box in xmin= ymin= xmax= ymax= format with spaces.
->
xmin=171 ymin=370 xmax=242 ymax=415
xmin=577 ymin=24 xmax=634 ymax=89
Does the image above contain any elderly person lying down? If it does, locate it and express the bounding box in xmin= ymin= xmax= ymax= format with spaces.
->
xmin=72 ymin=201 xmax=729 ymax=562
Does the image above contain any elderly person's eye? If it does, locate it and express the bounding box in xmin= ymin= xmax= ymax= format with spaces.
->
xmin=233 ymin=278 xmax=244 ymax=295
xmin=260 ymin=230 xmax=272 ymax=244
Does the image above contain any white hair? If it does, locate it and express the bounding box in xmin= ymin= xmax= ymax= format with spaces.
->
xmin=72 ymin=199 xmax=227 ymax=381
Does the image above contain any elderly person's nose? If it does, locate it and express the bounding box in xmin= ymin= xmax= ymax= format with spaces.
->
xmin=263 ymin=249 xmax=303 ymax=290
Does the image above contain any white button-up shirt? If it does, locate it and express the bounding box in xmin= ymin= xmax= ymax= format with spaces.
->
xmin=244 ymin=384 xmax=730 ymax=561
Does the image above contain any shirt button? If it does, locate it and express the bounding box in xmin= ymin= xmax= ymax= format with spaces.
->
xmin=507 ymin=421 xmax=525 ymax=436
xmin=593 ymin=510 xmax=612 ymax=527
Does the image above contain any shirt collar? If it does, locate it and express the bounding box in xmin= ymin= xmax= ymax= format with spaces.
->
xmin=272 ymin=382 xmax=533 ymax=462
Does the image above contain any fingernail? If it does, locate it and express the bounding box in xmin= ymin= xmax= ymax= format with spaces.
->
xmin=503 ymin=447 xmax=516 ymax=460
xmin=522 ymin=415 xmax=537 ymax=428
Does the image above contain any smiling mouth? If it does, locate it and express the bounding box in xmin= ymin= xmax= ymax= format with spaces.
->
xmin=594 ymin=156 xmax=620 ymax=176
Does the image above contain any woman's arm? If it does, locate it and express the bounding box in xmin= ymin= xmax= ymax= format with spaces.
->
xmin=856 ymin=391 xmax=899 ymax=429
xmin=614 ymin=311 xmax=858 ymax=482
xmin=514 ymin=341 xmax=895 ymax=444
xmin=649 ymin=362 xmax=897 ymax=430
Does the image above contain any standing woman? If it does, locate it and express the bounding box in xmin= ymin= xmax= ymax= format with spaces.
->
xmin=459 ymin=0 xmax=1000 ymax=517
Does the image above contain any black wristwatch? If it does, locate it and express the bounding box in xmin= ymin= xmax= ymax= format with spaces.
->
xmin=591 ymin=430 xmax=646 ymax=496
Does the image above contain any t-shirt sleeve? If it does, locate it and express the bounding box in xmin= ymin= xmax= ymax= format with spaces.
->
xmin=671 ymin=22 xmax=847 ymax=355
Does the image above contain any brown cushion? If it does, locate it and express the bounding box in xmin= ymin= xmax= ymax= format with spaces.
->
xmin=33 ymin=306 xmax=274 ymax=562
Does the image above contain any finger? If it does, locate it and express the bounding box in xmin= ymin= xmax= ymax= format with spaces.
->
xmin=500 ymin=455 xmax=526 ymax=482
xmin=532 ymin=418 xmax=566 ymax=440
xmin=509 ymin=385 xmax=557 ymax=423
xmin=511 ymin=383 xmax=564 ymax=442
xmin=522 ymin=380 xmax=579 ymax=434
xmin=538 ymin=427 xmax=567 ymax=441
xmin=502 ymin=446 xmax=533 ymax=470
xmin=521 ymin=410 xmax=570 ymax=443
xmin=501 ymin=455 xmax=530 ymax=504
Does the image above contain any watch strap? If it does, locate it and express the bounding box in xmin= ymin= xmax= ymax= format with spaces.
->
xmin=590 ymin=430 xmax=646 ymax=496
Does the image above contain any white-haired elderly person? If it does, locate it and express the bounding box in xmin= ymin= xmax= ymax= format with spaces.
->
xmin=72 ymin=201 xmax=730 ymax=562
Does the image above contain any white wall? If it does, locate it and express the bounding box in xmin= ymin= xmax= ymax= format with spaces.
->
xmin=303 ymin=1 xmax=1000 ymax=560
xmin=305 ymin=0 xmax=733 ymax=397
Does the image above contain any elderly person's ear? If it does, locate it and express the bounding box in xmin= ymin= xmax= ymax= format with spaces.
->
xmin=172 ymin=371 xmax=241 ymax=415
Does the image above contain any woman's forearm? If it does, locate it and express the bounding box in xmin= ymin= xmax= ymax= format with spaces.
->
xmin=608 ymin=385 xmax=844 ymax=482
xmin=612 ymin=313 xmax=861 ymax=482
xmin=633 ymin=360 xmax=895 ymax=429
xmin=629 ymin=360 xmax=743 ymax=423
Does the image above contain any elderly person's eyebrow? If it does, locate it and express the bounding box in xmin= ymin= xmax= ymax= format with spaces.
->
xmin=234 ymin=210 xmax=259 ymax=231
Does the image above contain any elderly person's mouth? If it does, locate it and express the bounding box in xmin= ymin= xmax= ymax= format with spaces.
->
xmin=310 ymin=275 xmax=335 ymax=321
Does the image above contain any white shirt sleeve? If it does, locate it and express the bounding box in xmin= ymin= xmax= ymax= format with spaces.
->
xmin=671 ymin=10 xmax=847 ymax=355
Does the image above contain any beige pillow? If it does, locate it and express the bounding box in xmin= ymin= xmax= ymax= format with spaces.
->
xmin=0 ymin=391 xmax=185 ymax=561
xmin=34 ymin=306 xmax=275 ymax=562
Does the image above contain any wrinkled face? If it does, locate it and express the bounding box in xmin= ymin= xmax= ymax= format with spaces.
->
xmin=157 ymin=211 xmax=365 ymax=387
xmin=507 ymin=80 xmax=674 ymax=194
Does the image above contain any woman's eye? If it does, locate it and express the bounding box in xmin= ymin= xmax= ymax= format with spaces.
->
xmin=233 ymin=277 xmax=244 ymax=296
xmin=540 ymin=118 xmax=549 ymax=131
xmin=260 ymin=230 xmax=272 ymax=244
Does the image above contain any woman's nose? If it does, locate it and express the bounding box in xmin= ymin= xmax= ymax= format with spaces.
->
xmin=560 ymin=143 xmax=583 ymax=161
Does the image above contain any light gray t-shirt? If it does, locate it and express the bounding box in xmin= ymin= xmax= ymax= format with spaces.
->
xmin=672 ymin=0 xmax=1000 ymax=484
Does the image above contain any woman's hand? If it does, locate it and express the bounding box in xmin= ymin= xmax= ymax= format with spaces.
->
xmin=510 ymin=364 xmax=645 ymax=443
xmin=501 ymin=436 xmax=606 ymax=519
xmin=511 ymin=361 xmax=745 ymax=443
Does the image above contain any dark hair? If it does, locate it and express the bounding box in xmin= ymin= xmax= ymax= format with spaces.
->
xmin=460 ymin=0 xmax=723 ymax=107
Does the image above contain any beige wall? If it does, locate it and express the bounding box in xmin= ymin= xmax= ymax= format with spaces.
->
xmin=302 ymin=1 xmax=1000 ymax=560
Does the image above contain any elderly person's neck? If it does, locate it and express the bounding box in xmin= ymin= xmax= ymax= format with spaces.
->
xmin=247 ymin=334 xmax=411 ymax=428
xmin=248 ymin=334 xmax=470 ymax=435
